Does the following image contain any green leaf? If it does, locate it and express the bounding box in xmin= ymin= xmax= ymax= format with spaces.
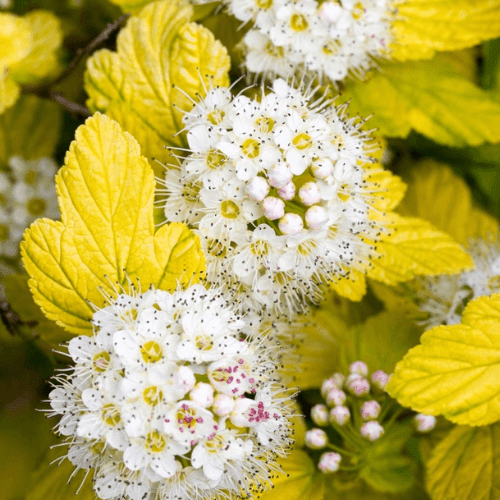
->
xmin=426 ymin=424 xmax=500 ymax=500
xmin=481 ymin=38 xmax=500 ymax=90
xmin=21 ymin=113 xmax=205 ymax=336
xmin=387 ymin=294 xmax=500 ymax=426
xmin=342 ymin=57 xmax=500 ymax=147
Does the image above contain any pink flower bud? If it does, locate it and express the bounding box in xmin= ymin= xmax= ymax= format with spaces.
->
xmin=321 ymin=376 xmax=343 ymax=398
xmin=311 ymin=404 xmax=329 ymax=426
xmin=371 ymin=370 xmax=390 ymax=390
xmin=173 ymin=366 xmax=196 ymax=395
xmin=311 ymin=158 xmax=334 ymax=180
xmin=347 ymin=378 xmax=370 ymax=397
xmin=279 ymin=213 xmax=303 ymax=235
xmin=318 ymin=452 xmax=341 ymax=473
xmin=189 ymin=383 xmax=214 ymax=408
xmin=212 ymin=393 xmax=235 ymax=417
xmin=413 ymin=414 xmax=437 ymax=433
xmin=263 ymin=196 xmax=285 ymax=220
xmin=361 ymin=400 xmax=381 ymax=421
xmin=326 ymin=388 xmax=346 ymax=407
xmin=305 ymin=206 xmax=328 ymax=230
xmin=360 ymin=421 xmax=384 ymax=442
xmin=246 ymin=176 xmax=270 ymax=201
xmin=268 ymin=162 xmax=293 ymax=188
xmin=278 ymin=181 xmax=296 ymax=200
xmin=329 ymin=405 xmax=350 ymax=426
xmin=298 ymin=182 xmax=321 ymax=206
xmin=305 ymin=428 xmax=328 ymax=450
xmin=350 ymin=361 xmax=369 ymax=377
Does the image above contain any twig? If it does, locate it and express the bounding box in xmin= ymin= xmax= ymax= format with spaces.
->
xmin=21 ymin=87 xmax=92 ymax=117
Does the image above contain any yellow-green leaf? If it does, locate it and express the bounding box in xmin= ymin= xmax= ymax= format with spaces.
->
xmin=367 ymin=213 xmax=473 ymax=285
xmin=426 ymin=424 xmax=500 ymax=500
xmin=9 ymin=11 xmax=63 ymax=85
xmin=387 ymin=294 xmax=500 ymax=426
xmin=21 ymin=113 xmax=205 ymax=336
xmin=392 ymin=0 xmax=500 ymax=62
xmin=0 ymin=95 xmax=62 ymax=167
xmin=85 ymin=0 xmax=230 ymax=175
xmin=343 ymin=57 xmax=500 ymax=147
xmin=0 ymin=12 xmax=32 ymax=69
xmin=397 ymin=160 xmax=499 ymax=246
xmin=365 ymin=169 xmax=407 ymax=212
xmin=0 ymin=72 xmax=19 ymax=115
xmin=330 ymin=268 xmax=367 ymax=302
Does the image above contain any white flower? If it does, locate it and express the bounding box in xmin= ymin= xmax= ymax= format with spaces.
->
xmin=162 ymin=79 xmax=381 ymax=317
xmin=49 ymin=285 xmax=294 ymax=500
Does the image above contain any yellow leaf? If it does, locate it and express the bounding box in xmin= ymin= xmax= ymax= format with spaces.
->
xmin=392 ymin=0 xmax=500 ymax=62
xmin=426 ymin=424 xmax=500 ymax=500
xmin=85 ymin=0 xmax=230 ymax=175
xmin=10 ymin=10 xmax=63 ymax=85
xmin=21 ymin=113 xmax=205 ymax=336
xmin=330 ymin=268 xmax=367 ymax=302
xmin=387 ymin=294 xmax=500 ymax=426
xmin=365 ymin=169 xmax=407 ymax=212
xmin=107 ymin=0 xmax=152 ymax=13
xmin=0 ymin=95 xmax=62 ymax=167
xmin=342 ymin=58 xmax=500 ymax=146
xmin=0 ymin=13 xmax=32 ymax=70
xmin=258 ymin=450 xmax=325 ymax=500
xmin=397 ymin=160 xmax=499 ymax=245
xmin=0 ymin=72 xmax=19 ymax=115
xmin=367 ymin=213 xmax=473 ymax=285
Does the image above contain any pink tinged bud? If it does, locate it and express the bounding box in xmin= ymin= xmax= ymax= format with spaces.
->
xmin=279 ymin=213 xmax=303 ymax=235
xmin=347 ymin=378 xmax=370 ymax=397
xmin=298 ymin=182 xmax=321 ymax=206
xmin=321 ymin=376 xmax=343 ymax=398
xmin=413 ymin=414 xmax=437 ymax=433
xmin=263 ymin=196 xmax=285 ymax=220
xmin=173 ymin=366 xmax=196 ymax=394
xmin=305 ymin=206 xmax=328 ymax=230
xmin=311 ymin=158 xmax=334 ymax=180
xmin=268 ymin=162 xmax=293 ymax=189
xmin=329 ymin=405 xmax=350 ymax=426
xmin=278 ymin=181 xmax=296 ymax=200
xmin=212 ymin=394 xmax=235 ymax=417
xmin=311 ymin=404 xmax=329 ymax=426
xmin=371 ymin=370 xmax=390 ymax=390
xmin=189 ymin=383 xmax=214 ymax=408
xmin=361 ymin=400 xmax=381 ymax=421
xmin=350 ymin=361 xmax=369 ymax=377
xmin=360 ymin=421 xmax=384 ymax=442
xmin=246 ymin=176 xmax=270 ymax=201
xmin=326 ymin=388 xmax=346 ymax=407
xmin=345 ymin=373 xmax=363 ymax=385
xmin=318 ymin=452 xmax=342 ymax=473
xmin=305 ymin=428 xmax=328 ymax=450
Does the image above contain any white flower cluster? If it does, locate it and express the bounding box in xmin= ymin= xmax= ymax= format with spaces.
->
xmin=0 ymin=156 xmax=59 ymax=259
xmin=49 ymin=285 xmax=294 ymax=500
xmin=162 ymin=79 xmax=379 ymax=316
xmin=306 ymin=361 xmax=435 ymax=474
xmin=416 ymin=238 xmax=500 ymax=328
xmin=224 ymin=0 xmax=395 ymax=82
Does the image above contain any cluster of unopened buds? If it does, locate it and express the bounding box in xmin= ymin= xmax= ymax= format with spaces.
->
xmin=304 ymin=361 xmax=436 ymax=474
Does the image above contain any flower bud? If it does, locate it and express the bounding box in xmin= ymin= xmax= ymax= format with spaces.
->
xmin=318 ymin=452 xmax=341 ymax=473
xmin=346 ymin=378 xmax=370 ymax=397
xmin=305 ymin=206 xmax=328 ymax=230
xmin=279 ymin=213 xmax=303 ymax=235
xmin=413 ymin=414 xmax=437 ymax=433
xmin=360 ymin=421 xmax=384 ymax=442
xmin=190 ymin=383 xmax=214 ymax=408
xmin=268 ymin=162 xmax=293 ymax=189
xmin=263 ymin=196 xmax=285 ymax=220
xmin=298 ymin=182 xmax=321 ymax=206
xmin=246 ymin=176 xmax=270 ymax=201
xmin=278 ymin=181 xmax=296 ymax=200
xmin=371 ymin=370 xmax=390 ymax=390
xmin=305 ymin=428 xmax=328 ymax=450
xmin=345 ymin=373 xmax=363 ymax=385
xmin=212 ymin=393 xmax=235 ymax=417
xmin=349 ymin=361 xmax=369 ymax=377
xmin=321 ymin=376 xmax=343 ymax=398
xmin=311 ymin=404 xmax=329 ymax=426
xmin=311 ymin=158 xmax=334 ymax=180
xmin=329 ymin=405 xmax=350 ymax=426
xmin=326 ymin=388 xmax=346 ymax=407
xmin=360 ymin=400 xmax=381 ymax=421
xmin=173 ymin=366 xmax=196 ymax=396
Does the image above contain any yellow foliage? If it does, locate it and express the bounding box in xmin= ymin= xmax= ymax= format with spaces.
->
xmin=21 ymin=114 xmax=205 ymax=336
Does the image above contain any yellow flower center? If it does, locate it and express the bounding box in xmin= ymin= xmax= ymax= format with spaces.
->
xmin=256 ymin=0 xmax=273 ymax=8
xmin=140 ymin=340 xmax=163 ymax=363
xmin=207 ymin=239 xmax=229 ymax=258
xmin=206 ymin=149 xmax=228 ymax=170
xmin=242 ymin=138 xmax=261 ymax=159
xmin=265 ymin=42 xmax=285 ymax=58
xmin=338 ymin=184 xmax=351 ymax=202
xmin=220 ymin=200 xmax=240 ymax=219
xmin=27 ymin=198 xmax=47 ymax=216
xmin=102 ymin=404 xmax=121 ymax=426
xmin=143 ymin=386 xmax=163 ymax=406
xmin=208 ymin=109 xmax=225 ymax=125
xmin=290 ymin=13 xmax=308 ymax=32
xmin=182 ymin=181 xmax=201 ymax=203
xmin=256 ymin=117 xmax=275 ymax=134
xmin=352 ymin=2 xmax=365 ymax=20
xmin=293 ymin=133 xmax=313 ymax=150
xmin=323 ymin=39 xmax=341 ymax=56
xmin=251 ymin=240 xmax=270 ymax=256
xmin=145 ymin=431 xmax=166 ymax=453
xmin=24 ymin=169 xmax=38 ymax=185
xmin=92 ymin=351 xmax=111 ymax=372
xmin=195 ymin=334 xmax=214 ymax=351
